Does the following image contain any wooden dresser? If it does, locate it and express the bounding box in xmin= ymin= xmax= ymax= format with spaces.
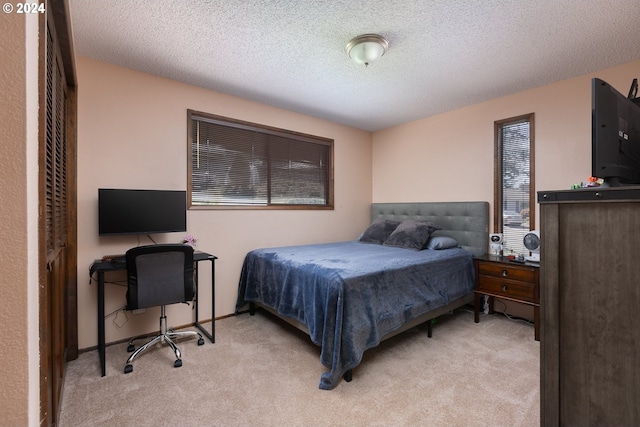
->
xmin=538 ymin=187 xmax=640 ymax=426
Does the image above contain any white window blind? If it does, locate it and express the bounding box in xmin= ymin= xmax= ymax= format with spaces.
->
xmin=496 ymin=114 xmax=534 ymax=255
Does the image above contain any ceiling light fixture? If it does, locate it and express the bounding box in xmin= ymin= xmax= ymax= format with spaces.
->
xmin=346 ymin=34 xmax=389 ymax=67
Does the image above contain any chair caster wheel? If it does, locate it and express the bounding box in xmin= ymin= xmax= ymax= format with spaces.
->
xmin=127 ymin=344 xmax=135 ymax=352
xmin=174 ymin=359 xmax=182 ymax=368
xmin=124 ymin=364 xmax=133 ymax=374
xmin=198 ymin=338 xmax=205 ymax=346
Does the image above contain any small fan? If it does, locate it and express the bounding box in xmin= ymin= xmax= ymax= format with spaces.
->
xmin=523 ymin=230 xmax=540 ymax=263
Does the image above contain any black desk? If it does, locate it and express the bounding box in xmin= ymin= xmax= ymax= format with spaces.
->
xmin=89 ymin=251 xmax=217 ymax=376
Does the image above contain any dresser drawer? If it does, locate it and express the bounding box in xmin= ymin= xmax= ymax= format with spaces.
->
xmin=478 ymin=262 xmax=536 ymax=282
xmin=477 ymin=275 xmax=536 ymax=303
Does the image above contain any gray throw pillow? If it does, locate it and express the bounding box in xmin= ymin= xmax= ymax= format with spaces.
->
xmin=383 ymin=220 xmax=440 ymax=250
xmin=359 ymin=219 xmax=401 ymax=244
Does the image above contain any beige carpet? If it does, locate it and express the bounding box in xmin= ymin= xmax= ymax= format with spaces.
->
xmin=59 ymin=309 xmax=539 ymax=427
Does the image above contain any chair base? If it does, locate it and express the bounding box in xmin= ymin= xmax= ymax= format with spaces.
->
xmin=124 ymin=306 xmax=205 ymax=374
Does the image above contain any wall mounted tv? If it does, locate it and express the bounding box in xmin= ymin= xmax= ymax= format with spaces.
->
xmin=592 ymin=77 xmax=640 ymax=186
xmin=98 ymin=189 xmax=187 ymax=236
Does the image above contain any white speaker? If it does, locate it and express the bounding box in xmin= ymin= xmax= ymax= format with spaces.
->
xmin=489 ymin=233 xmax=503 ymax=255
xmin=523 ymin=230 xmax=540 ymax=263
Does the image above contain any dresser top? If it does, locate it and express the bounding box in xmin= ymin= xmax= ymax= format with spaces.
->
xmin=538 ymin=186 xmax=640 ymax=203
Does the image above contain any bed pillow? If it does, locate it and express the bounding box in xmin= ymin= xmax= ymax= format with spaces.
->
xmin=358 ymin=219 xmax=401 ymax=244
xmin=426 ymin=236 xmax=460 ymax=250
xmin=383 ymin=220 xmax=440 ymax=250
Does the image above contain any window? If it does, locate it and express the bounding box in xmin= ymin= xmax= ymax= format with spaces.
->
xmin=494 ymin=113 xmax=535 ymax=255
xmin=188 ymin=110 xmax=334 ymax=209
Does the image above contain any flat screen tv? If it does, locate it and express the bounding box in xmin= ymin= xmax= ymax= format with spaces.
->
xmin=98 ymin=189 xmax=187 ymax=236
xmin=592 ymin=77 xmax=640 ymax=186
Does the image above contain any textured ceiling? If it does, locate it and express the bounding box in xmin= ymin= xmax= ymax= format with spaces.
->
xmin=69 ymin=0 xmax=640 ymax=132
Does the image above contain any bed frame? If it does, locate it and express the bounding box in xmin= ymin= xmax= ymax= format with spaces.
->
xmin=251 ymin=201 xmax=489 ymax=382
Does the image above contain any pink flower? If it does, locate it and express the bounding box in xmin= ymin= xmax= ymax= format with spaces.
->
xmin=182 ymin=235 xmax=197 ymax=247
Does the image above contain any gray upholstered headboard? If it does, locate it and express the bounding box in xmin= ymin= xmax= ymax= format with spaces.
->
xmin=371 ymin=202 xmax=489 ymax=257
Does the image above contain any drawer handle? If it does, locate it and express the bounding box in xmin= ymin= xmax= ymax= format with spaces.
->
xmin=502 ymin=284 xmax=508 ymax=292
xmin=501 ymin=269 xmax=508 ymax=277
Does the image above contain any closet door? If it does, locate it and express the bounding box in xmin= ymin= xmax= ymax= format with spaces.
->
xmin=39 ymin=2 xmax=77 ymax=425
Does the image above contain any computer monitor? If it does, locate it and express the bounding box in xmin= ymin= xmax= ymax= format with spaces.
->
xmin=98 ymin=188 xmax=187 ymax=236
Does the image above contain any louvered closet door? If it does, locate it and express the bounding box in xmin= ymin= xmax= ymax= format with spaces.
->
xmin=40 ymin=4 xmax=78 ymax=425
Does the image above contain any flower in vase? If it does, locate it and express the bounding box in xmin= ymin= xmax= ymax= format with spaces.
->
xmin=182 ymin=234 xmax=198 ymax=247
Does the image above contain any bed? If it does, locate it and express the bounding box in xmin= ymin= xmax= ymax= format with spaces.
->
xmin=235 ymin=201 xmax=489 ymax=389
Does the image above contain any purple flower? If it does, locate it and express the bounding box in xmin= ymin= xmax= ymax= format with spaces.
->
xmin=182 ymin=235 xmax=197 ymax=246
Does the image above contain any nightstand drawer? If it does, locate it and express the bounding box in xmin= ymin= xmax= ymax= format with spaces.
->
xmin=474 ymin=256 xmax=540 ymax=341
xmin=477 ymin=275 xmax=536 ymax=303
xmin=478 ymin=262 xmax=536 ymax=282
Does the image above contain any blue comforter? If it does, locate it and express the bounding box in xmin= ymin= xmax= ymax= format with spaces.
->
xmin=235 ymin=241 xmax=475 ymax=389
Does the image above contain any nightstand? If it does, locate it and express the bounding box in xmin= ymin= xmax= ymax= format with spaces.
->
xmin=473 ymin=255 xmax=540 ymax=341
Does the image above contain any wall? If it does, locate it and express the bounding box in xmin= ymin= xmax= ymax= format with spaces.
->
xmin=0 ymin=12 xmax=39 ymax=427
xmin=372 ymin=58 xmax=640 ymax=319
xmin=373 ymin=59 xmax=640 ymax=227
xmin=76 ymin=57 xmax=373 ymax=349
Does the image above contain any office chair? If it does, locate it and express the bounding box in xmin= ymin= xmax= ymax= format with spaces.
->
xmin=123 ymin=244 xmax=204 ymax=374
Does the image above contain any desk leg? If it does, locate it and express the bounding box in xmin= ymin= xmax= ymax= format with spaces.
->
xmin=210 ymin=259 xmax=215 ymax=342
xmin=194 ymin=258 xmax=215 ymax=343
xmin=194 ymin=261 xmax=200 ymax=323
xmin=98 ymin=272 xmax=106 ymax=376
